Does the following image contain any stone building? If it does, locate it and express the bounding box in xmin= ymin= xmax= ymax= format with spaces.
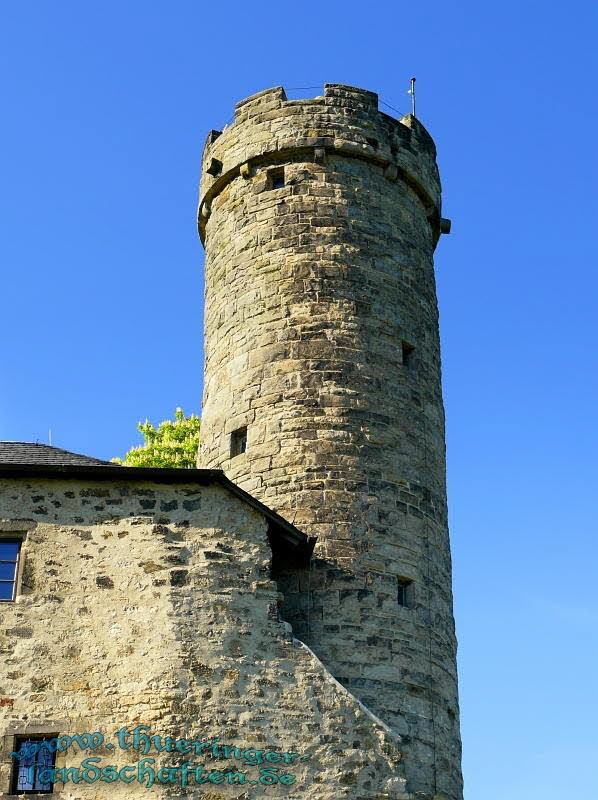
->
xmin=0 ymin=84 xmax=462 ymax=800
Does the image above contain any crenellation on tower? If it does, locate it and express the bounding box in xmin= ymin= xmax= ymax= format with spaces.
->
xmin=198 ymin=84 xmax=444 ymax=247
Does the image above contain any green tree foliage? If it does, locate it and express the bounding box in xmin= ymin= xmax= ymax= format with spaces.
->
xmin=114 ymin=408 xmax=200 ymax=468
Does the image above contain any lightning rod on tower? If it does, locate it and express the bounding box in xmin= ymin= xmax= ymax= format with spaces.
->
xmin=408 ymin=76 xmax=416 ymax=116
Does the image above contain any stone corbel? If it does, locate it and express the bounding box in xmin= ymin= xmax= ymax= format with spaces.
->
xmin=200 ymin=201 xmax=211 ymax=221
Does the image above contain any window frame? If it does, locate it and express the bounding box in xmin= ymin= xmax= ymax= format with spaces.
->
xmin=267 ymin=167 xmax=285 ymax=190
xmin=230 ymin=426 xmax=248 ymax=457
xmin=10 ymin=735 xmax=58 ymax=795
xmin=0 ymin=536 xmax=25 ymax=603
xmin=397 ymin=577 xmax=414 ymax=609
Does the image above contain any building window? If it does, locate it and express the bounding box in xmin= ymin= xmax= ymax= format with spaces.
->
xmin=230 ymin=426 xmax=248 ymax=457
xmin=11 ymin=737 xmax=57 ymax=794
xmin=0 ymin=539 xmax=21 ymax=602
xmin=397 ymin=578 xmax=413 ymax=608
xmin=401 ymin=341 xmax=415 ymax=368
xmin=268 ymin=167 xmax=285 ymax=190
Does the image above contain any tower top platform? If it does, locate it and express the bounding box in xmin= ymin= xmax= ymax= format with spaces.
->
xmin=198 ymin=83 xmax=443 ymax=244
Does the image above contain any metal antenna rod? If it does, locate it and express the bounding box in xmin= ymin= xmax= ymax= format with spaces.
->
xmin=408 ymin=76 xmax=416 ymax=116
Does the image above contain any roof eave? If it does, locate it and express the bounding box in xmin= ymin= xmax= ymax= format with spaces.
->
xmin=0 ymin=463 xmax=315 ymax=564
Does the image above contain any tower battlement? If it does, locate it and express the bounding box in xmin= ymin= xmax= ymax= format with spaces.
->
xmin=198 ymin=84 xmax=443 ymax=245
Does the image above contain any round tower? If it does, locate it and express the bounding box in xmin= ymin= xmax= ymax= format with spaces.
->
xmin=197 ymin=84 xmax=462 ymax=800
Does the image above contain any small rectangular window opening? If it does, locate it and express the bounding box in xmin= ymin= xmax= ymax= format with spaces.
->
xmin=397 ymin=578 xmax=413 ymax=608
xmin=268 ymin=168 xmax=285 ymax=190
xmin=401 ymin=341 xmax=415 ymax=368
xmin=206 ymin=157 xmax=222 ymax=177
xmin=11 ymin=736 xmax=57 ymax=794
xmin=0 ymin=539 xmax=21 ymax=602
xmin=230 ymin=426 xmax=248 ymax=457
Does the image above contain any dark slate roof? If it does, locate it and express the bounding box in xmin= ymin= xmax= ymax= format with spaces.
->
xmin=0 ymin=442 xmax=114 ymax=467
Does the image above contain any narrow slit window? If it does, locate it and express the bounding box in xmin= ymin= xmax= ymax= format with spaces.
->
xmin=268 ymin=168 xmax=285 ymax=190
xmin=401 ymin=341 xmax=415 ymax=368
xmin=0 ymin=539 xmax=21 ymax=601
xmin=397 ymin=578 xmax=413 ymax=608
xmin=230 ymin=426 xmax=248 ymax=457
xmin=11 ymin=736 xmax=57 ymax=794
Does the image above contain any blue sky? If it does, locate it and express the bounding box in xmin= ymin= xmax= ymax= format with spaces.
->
xmin=1 ymin=2 xmax=597 ymax=797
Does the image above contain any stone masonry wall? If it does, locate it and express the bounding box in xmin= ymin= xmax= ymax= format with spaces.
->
xmin=197 ymin=85 xmax=462 ymax=800
xmin=0 ymin=477 xmax=414 ymax=799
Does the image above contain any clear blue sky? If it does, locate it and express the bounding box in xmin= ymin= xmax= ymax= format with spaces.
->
xmin=2 ymin=2 xmax=597 ymax=797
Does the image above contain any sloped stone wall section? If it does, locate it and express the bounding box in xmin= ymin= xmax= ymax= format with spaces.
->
xmin=198 ymin=84 xmax=462 ymax=800
xmin=0 ymin=478 xmax=415 ymax=799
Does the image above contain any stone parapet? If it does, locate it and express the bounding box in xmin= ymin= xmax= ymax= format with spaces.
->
xmin=198 ymin=84 xmax=442 ymax=245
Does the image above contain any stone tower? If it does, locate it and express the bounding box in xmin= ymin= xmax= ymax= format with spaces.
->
xmin=198 ymin=84 xmax=462 ymax=800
